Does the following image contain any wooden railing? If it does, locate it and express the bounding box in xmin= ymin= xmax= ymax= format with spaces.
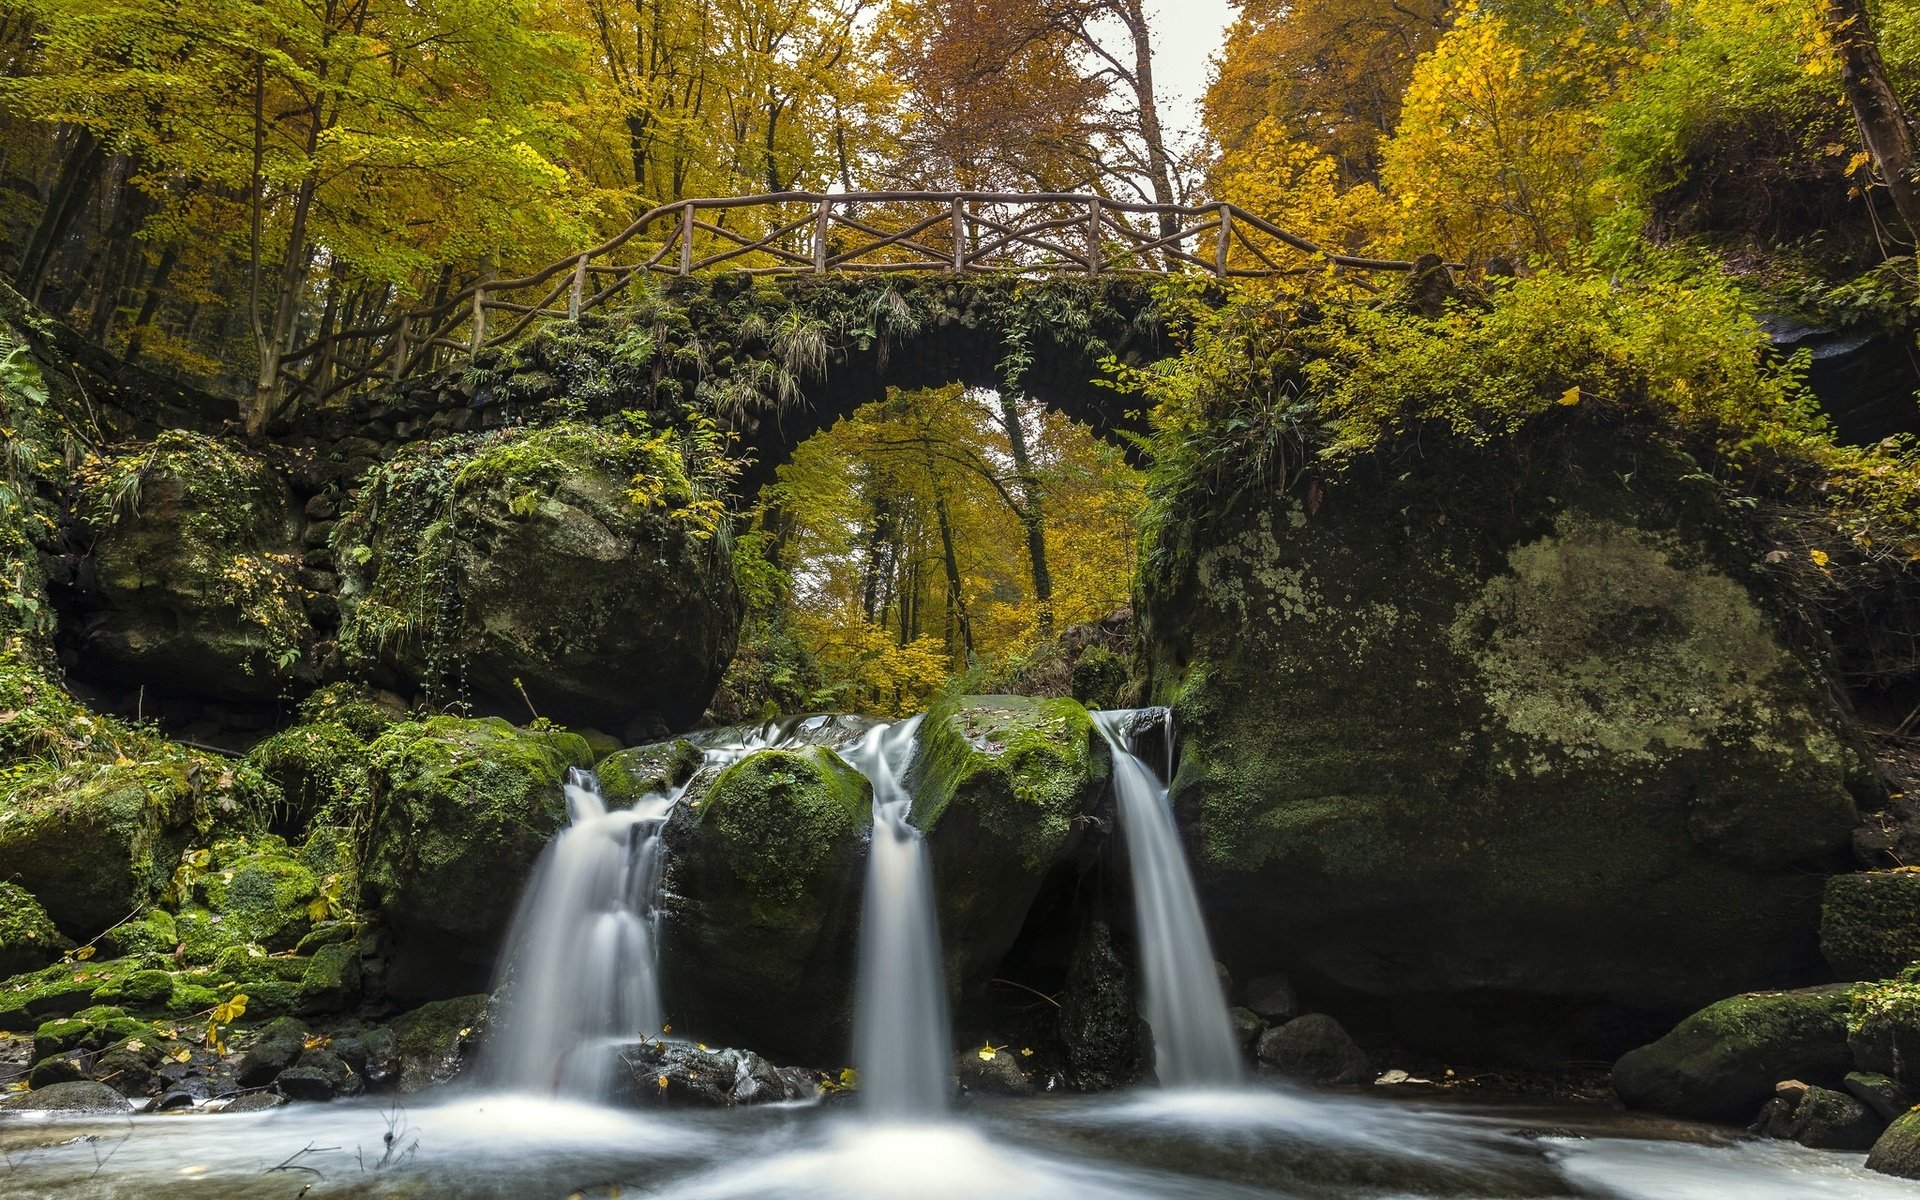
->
xmin=280 ymin=191 xmax=1421 ymax=406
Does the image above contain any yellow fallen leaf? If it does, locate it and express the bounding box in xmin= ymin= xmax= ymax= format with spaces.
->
xmin=1810 ymin=548 xmax=1831 ymax=567
xmin=656 ymin=1074 xmax=669 ymax=1089
xmin=72 ymin=946 xmax=95 ymax=961
xmin=977 ymin=1042 xmax=1003 ymax=1061
xmin=1557 ymin=386 xmax=1580 ymax=406
xmin=172 ymin=1048 xmax=192 ymax=1063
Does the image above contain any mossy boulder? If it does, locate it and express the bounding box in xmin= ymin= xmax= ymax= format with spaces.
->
xmin=247 ymin=719 xmax=376 ymax=833
xmin=360 ymin=716 xmax=590 ymax=998
xmin=1143 ymin=433 xmax=1867 ymax=1059
xmin=912 ymin=696 xmax=1110 ymax=987
xmin=1611 ymin=985 xmax=1859 ymax=1121
xmin=1847 ymin=972 xmax=1920 ymax=1088
xmin=660 ymin=745 xmax=871 ymax=1060
xmin=1869 ymin=1109 xmax=1920 ymax=1179
xmin=0 ymin=759 xmax=269 ymax=938
xmin=191 ymin=845 xmax=318 ymax=950
xmin=1822 ymin=870 xmax=1920 ymax=981
xmin=598 ymin=738 xmax=703 ymax=806
xmin=69 ymin=430 xmax=316 ymax=701
xmin=0 ymin=881 xmax=69 ymax=975
xmin=334 ymin=424 xmax=742 ymax=732
xmin=389 ymin=994 xmax=487 ymax=1092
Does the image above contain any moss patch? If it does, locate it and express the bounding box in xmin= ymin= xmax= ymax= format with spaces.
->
xmin=1823 ymin=870 xmax=1920 ymax=981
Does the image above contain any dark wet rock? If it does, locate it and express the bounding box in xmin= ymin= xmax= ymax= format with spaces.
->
xmin=912 ymin=695 xmax=1111 ymax=987
xmin=360 ymin=715 xmax=590 ymax=998
xmin=659 ymin=745 xmax=871 ymax=1062
xmin=236 ymin=1016 xmax=311 ymax=1088
xmin=610 ymin=1040 xmax=815 ymax=1109
xmin=1145 ymin=435 xmax=1869 ymax=1060
xmin=0 ymin=1080 xmax=132 ymax=1113
xmin=1055 ymin=917 xmax=1146 ymax=1091
xmin=1847 ymin=1070 xmax=1915 ymax=1123
xmin=1822 ymin=870 xmax=1920 ymax=980
xmin=93 ymin=1038 xmax=165 ymax=1097
xmin=276 ymin=1048 xmax=360 ymax=1101
xmin=1244 ymin=974 xmax=1299 ymax=1024
xmin=955 ymin=1047 xmax=1034 ymax=1097
xmin=1753 ymin=1084 xmax=1882 ymax=1150
xmin=389 ymin=994 xmax=486 ymax=1093
xmin=68 ymin=431 xmax=317 ymax=702
xmin=1255 ymin=1014 xmax=1370 ymax=1086
xmin=1229 ymin=1007 xmax=1264 ymax=1056
xmin=327 ymin=1025 xmax=397 ymax=1090
xmin=221 ymin=1090 xmax=287 ymax=1113
xmin=334 ymin=424 xmax=742 ymax=731
xmin=27 ymin=1051 xmax=90 ymax=1088
xmin=1611 ymin=985 xmax=1857 ymax=1121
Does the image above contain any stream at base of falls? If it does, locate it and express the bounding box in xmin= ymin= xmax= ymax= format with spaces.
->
xmin=1 ymin=1083 xmax=1910 ymax=1200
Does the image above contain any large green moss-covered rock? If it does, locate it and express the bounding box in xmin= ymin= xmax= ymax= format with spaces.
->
xmin=335 ymin=424 xmax=741 ymax=732
xmin=659 ymin=745 xmax=871 ymax=1060
xmin=1869 ymin=1109 xmax=1920 ymax=1179
xmin=0 ymin=760 xmax=269 ymax=939
xmin=912 ymin=696 xmax=1110 ymax=987
xmin=1823 ymin=870 xmax=1920 ymax=981
xmin=359 ymin=715 xmax=590 ymax=998
xmin=70 ymin=430 xmax=316 ymax=701
xmin=1611 ymin=985 xmax=1859 ymax=1121
xmin=1143 ymin=433 xmax=1868 ymax=1058
xmin=0 ymin=882 xmax=68 ymax=975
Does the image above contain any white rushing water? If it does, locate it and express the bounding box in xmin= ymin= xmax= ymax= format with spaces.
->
xmin=843 ymin=715 xmax=952 ymax=1119
xmin=487 ymin=769 xmax=676 ymax=1096
xmin=1095 ymin=708 xmax=1242 ymax=1088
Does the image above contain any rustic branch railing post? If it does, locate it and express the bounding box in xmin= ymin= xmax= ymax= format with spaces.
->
xmin=469 ymin=287 xmax=486 ymax=358
xmin=951 ymin=196 xmax=966 ymax=272
xmin=1087 ymin=197 xmax=1102 ymax=275
xmin=1216 ymin=204 xmax=1231 ymax=278
xmin=392 ymin=315 xmax=408 ymax=381
xmin=814 ymin=199 xmax=831 ymax=273
xmin=569 ymin=254 xmax=588 ymax=320
xmin=679 ymin=204 xmax=695 ymax=276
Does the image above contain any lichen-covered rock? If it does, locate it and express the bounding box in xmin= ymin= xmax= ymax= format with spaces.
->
xmin=70 ymin=430 xmax=316 ymax=701
xmin=1144 ymin=434 xmax=1868 ymax=1058
xmin=0 ymin=881 xmax=68 ymax=974
xmin=360 ymin=716 xmax=590 ymax=998
xmin=659 ymin=745 xmax=870 ymax=1061
xmin=334 ymin=423 xmax=741 ymax=731
xmin=597 ymin=738 xmax=702 ymax=807
xmin=912 ymin=696 xmax=1110 ymax=986
xmin=0 ymin=1080 xmax=132 ymax=1113
xmin=1870 ymin=1109 xmax=1920 ymax=1179
xmin=1822 ymin=870 xmax=1920 ymax=980
xmin=611 ymin=1040 xmax=817 ymax=1108
xmin=1611 ymin=985 xmax=1859 ymax=1121
xmin=389 ymin=994 xmax=487 ymax=1093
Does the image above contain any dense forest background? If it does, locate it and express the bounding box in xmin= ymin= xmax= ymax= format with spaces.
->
xmin=2 ymin=0 xmax=1919 ymax=718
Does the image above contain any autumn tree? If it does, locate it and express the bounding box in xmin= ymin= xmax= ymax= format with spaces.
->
xmin=1206 ymin=0 xmax=1451 ymax=184
xmin=2 ymin=0 xmax=592 ymax=432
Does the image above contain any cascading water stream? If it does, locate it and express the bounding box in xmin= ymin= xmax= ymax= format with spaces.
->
xmin=488 ymin=768 xmax=675 ymax=1096
xmin=842 ymin=715 xmax=952 ymax=1119
xmin=1095 ymin=708 xmax=1242 ymax=1088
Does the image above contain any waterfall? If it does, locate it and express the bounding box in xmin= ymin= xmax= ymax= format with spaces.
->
xmin=1095 ymin=709 xmax=1242 ymax=1088
xmin=489 ymin=768 xmax=677 ymax=1097
xmin=843 ymin=715 xmax=952 ymax=1119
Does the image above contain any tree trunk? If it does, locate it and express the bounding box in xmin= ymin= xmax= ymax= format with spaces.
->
xmin=996 ymin=393 xmax=1054 ymax=635
xmin=934 ymin=494 xmax=975 ymax=662
xmin=1827 ymin=0 xmax=1920 ymax=246
xmin=17 ymin=127 xmax=104 ymax=303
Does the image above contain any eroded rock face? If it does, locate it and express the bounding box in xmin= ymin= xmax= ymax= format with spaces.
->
xmin=1143 ymin=432 xmax=1870 ymax=1059
xmin=335 ymin=425 xmax=741 ymax=732
xmin=658 ymin=746 xmax=872 ymax=1061
xmin=69 ymin=431 xmax=317 ymax=701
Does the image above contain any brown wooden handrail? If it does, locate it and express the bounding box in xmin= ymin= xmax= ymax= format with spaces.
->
xmin=281 ymin=191 xmax=1429 ymax=407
